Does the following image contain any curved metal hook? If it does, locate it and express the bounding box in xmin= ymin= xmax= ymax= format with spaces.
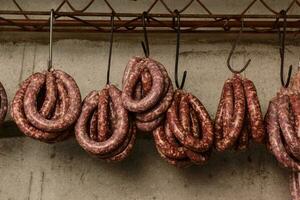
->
xmin=174 ymin=9 xmax=187 ymax=90
xmin=47 ymin=9 xmax=54 ymax=71
xmin=106 ymin=12 xmax=114 ymax=85
xmin=278 ymin=10 xmax=292 ymax=88
xmin=141 ymin=11 xmax=150 ymax=58
xmin=226 ymin=19 xmax=251 ymax=74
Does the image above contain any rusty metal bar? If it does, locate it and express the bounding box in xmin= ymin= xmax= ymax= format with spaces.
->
xmin=1 ymin=19 xmax=300 ymax=28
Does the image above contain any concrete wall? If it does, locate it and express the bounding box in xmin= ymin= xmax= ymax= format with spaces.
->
xmin=0 ymin=0 xmax=300 ymax=200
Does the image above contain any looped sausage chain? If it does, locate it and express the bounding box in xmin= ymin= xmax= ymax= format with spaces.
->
xmin=153 ymin=90 xmax=213 ymax=167
xmin=122 ymin=57 xmax=174 ymax=132
xmin=214 ymin=74 xmax=265 ymax=152
xmin=265 ymin=71 xmax=300 ymax=200
xmin=75 ymin=84 xmax=136 ymax=162
xmin=11 ymin=70 xmax=81 ymax=143
xmin=0 ymin=82 xmax=8 ymax=125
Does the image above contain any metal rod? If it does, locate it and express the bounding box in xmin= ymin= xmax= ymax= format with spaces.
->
xmin=1 ymin=11 xmax=300 ymax=18
xmin=1 ymin=19 xmax=300 ymax=28
xmin=48 ymin=9 xmax=54 ymax=71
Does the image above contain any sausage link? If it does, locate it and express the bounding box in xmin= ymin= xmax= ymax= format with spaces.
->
xmin=289 ymin=93 xmax=300 ymax=138
xmin=39 ymin=71 xmax=57 ymax=119
xmin=106 ymin=122 xmax=137 ymax=162
xmin=97 ymin=88 xmax=110 ymax=142
xmin=184 ymin=149 xmax=210 ymax=165
xmin=153 ymin=124 xmax=186 ymax=159
xmin=266 ymin=99 xmax=300 ymax=171
xmin=168 ymin=90 xmax=213 ymax=152
xmin=243 ymin=78 xmax=265 ymax=143
xmin=11 ymin=73 xmax=62 ymax=142
xmin=235 ymin=115 xmax=249 ymax=151
xmin=179 ymin=93 xmax=191 ymax=132
xmin=216 ymin=76 xmax=245 ymax=151
xmin=0 ymin=81 xmax=8 ymax=125
xmin=136 ymin=115 xmax=164 ymax=132
xmin=136 ymin=80 xmax=174 ymax=122
xmin=89 ymin=110 xmax=98 ymax=141
xmin=122 ymin=56 xmax=142 ymax=86
xmin=214 ymin=82 xmax=226 ymax=147
xmin=122 ymin=59 xmax=164 ymax=112
xmin=141 ymin=68 xmax=152 ymax=96
xmin=222 ymin=79 xmax=234 ymax=139
xmin=51 ymin=78 xmax=69 ymax=120
xmin=277 ymin=95 xmax=300 ymax=160
xmin=24 ymin=70 xmax=81 ymax=132
xmin=190 ymin=109 xmax=200 ymax=138
xmin=155 ymin=144 xmax=192 ymax=168
xmin=75 ymin=85 xmax=129 ymax=155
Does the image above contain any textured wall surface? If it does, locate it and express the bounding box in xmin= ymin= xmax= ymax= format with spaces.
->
xmin=0 ymin=0 xmax=300 ymax=200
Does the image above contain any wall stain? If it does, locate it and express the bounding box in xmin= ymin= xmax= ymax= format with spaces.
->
xmin=40 ymin=171 xmax=45 ymax=200
xmin=27 ymin=172 xmax=33 ymax=200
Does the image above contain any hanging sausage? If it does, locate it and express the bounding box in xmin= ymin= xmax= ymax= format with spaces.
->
xmin=214 ymin=74 xmax=265 ymax=151
xmin=214 ymin=21 xmax=265 ymax=152
xmin=122 ymin=57 xmax=174 ymax=132
xmin=265 ymin=15 xmax=300 ymax=200
xmin=75 ymin=14 xmax=136 ymax=161
xmin=121 ymin=13 xmax=174 ymax=133
xmin=0 ymin=82 xmax=8 ymax=125
xmin=153 ymin=10 xmax=213 ymax=167
xmin=11 ymin=10 xmax=81 ymax=143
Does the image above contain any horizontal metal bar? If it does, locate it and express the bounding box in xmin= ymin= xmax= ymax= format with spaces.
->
xmin=1 ymin=10 xmax=300 ymax=19
xmin=1 ymin=19 xmax=300 ymax=28
xmin=0 ymin=10 xmax=300 ymax=33
xmin=0 ymin=28 xmax=299 ymax=34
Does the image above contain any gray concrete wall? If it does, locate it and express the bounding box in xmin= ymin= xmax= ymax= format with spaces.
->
xmin=0 ymin=0 xmax=300 ymax=200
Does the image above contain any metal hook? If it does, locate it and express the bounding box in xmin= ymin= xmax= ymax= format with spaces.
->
xmin=141 ymin=11 xmax=150 ymax=58
xmin=106 ymin=12 xmax=114 ymax=85
xmin=48 ymin=9 xmax=54 ymax=71
xmin=174 ymin=9 xmax=187 ymax=90
xmin=278 ymin=10 xmax=293 ymax=88
xmin=226 ymin=19 xmax=251 ymax=74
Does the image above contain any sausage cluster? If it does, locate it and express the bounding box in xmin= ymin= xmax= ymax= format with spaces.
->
xmin=214 ymin=74 xmax=265 ymax=152
xmin=122 ymin=57 xmax=174 ymax=132
xmin=265 ymin=72 xmax=300 ymax=199
xmin=0 ymin=82 xmax=8 ymax=125
xmin=11 ymin=70 xmax=81 ymax=143
xmin=75 ymin=84 xmax=136 ymax=162
xmin=153 ymin=90 xmax=214 ymax=167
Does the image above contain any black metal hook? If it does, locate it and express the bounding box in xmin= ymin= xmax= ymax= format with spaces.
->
xmin=141 ymin=11 xmax=150 ymax=58
xmin=106 ymin=12 xmax=114 ymax=85
xmin=47 ymin=9 xmax=54 ymax=71
xmin=226 ymin=19 xmax=251 ymax=74
xmin=174 ymin=9 xmax=187 ymax=90
xmin=278 ymin=10 xmax=292 ymax=88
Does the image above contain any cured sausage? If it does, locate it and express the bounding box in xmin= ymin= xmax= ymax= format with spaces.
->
xmin=215 ymin=75 xmax=245 ymax=151
xmin=75 ymin=84 xmax=135 ymax=161
xmin=154 ymin=89 xmax=213 ymax=167
xmin=39 ymin=71 xmax=57 ymax=118
xmin=11 ymin=73 xmax=65 ymax=142
xmin=11 ymin=70 xmax=80 ymax=143
xmin=167 ymin=90 xmax=213 ymax=152
xmin=243 ymin=78 xmax=265 ymax=143
xmin=265 ymin=99 xmax=300 ymax=171
xmin=23 ymin=70 xmax=81 ymax=132
xmin=136 ymin=115 xmax=164 ymax=132
xmin=0 ymin=81 xmax=8 ymax=125
xmin=122 ymin=59 xmax=164 ymax=112
xmin=214 ymin=74 xmax=263 ymax=151
xmin=136 ymin=80 xmax=174 ymax=122
xmin=277 ymin=95 xmax=300 ymax=160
